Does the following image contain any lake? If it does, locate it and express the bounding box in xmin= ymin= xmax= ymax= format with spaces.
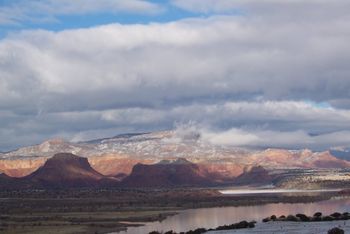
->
xmin=118 ymin=193 xmax=350 ymax=234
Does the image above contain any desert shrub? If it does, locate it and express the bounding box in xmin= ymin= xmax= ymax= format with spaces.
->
xmin=311 ymin=216 xmax=322 ymax=222
xmin=330 ymin=212 xmax=342 ymax=219
xmin=247 ymin=221 xmax=255 ymax=228
xmin=340 ymin=214 xmax=350 ymax=220
xmin=186 ymin=228 xmax=206 ymax=234
xmin=328 ymin=227 xmax=345 ymax=234
xmin=323 ymin=216 xmax=335 ymax=221
xmin=215 ymin=220 xmax=255 ymax=231
xmin=236 ymin=221 xmax=249 ymax=229
xmin=286 ymin=215 xmax=298 ymax=222
xmin=165 ymin=231 xmax=176 ymax=234
xmin=296 ymin=214 xmax=310 ymax=222
xmin=270 ymin=215 xmax=277 ymax=220
xmin=262 ymin=217 xmax=270 ymax=223
xmin=313 ymin=212 xmax=322 ymax=217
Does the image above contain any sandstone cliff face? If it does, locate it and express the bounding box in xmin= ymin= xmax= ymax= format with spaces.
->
xmin=0 ymin=153 xmax=120 ymax=189
xmin=199 ymin=162 xmax=245 ymax=177
xmin=0 ymin=158 xmax=46 ymax=177
xmin=234 ymin=166 xmax=273 ymax=185
xmin=250 ymin=149 xmax=350 ymax=169
xmin=88 ymin=154 xmax=155 ymax=176
xmin=121 ymin=158 xmax=216 ymax=187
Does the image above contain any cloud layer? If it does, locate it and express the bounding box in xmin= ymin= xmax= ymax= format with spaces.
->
xmin=1 ymin=1 xmax=350 ymax=151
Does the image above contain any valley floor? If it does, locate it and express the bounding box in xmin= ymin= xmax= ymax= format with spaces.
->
xmin=0 ymin=188 xmax=341 ymax=234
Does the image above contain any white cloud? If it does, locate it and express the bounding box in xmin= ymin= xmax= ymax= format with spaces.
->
xmin=203 ymin=128 xmax=260 ymax=146
xmin=2 ymin=13 xmax=350 ymax=112
xmin=200 ymin=127 xmax=350 ymax=150
xmin=1 ymin=1 xmax=350 ymax=150
xmin=172 ymin=0 xmax=240 ymax=13
xmin=2 ymin=100 xmax=350 ymax=151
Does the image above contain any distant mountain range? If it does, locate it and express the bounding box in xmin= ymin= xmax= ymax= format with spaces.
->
xmin=0 ymin=153 xmax=224 ymax=189
xmin=1 ymin=151 xmax=350 ymax=190
xmin=1 ymin=130 xmax=350 ymax=181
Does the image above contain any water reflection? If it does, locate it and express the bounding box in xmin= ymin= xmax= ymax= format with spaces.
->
xmin=119 ymin=196 xmax=350 ymax=234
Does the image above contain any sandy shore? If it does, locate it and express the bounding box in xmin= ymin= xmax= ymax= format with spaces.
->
xmin=219 ymin=189 xmax=341 ymax=195
xmin=208 ymin=220 xmax=350 ymax=233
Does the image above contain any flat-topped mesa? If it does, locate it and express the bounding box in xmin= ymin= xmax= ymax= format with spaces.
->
xmin=47 ymin=153 xmax=91 ymax=167
xmin=24 ymin=153 xmax=112 ymax=188
xmin=30 ymin=153 xmax=103 ymax=178
xmin=121 ymin=159 xmax=214 ymax=188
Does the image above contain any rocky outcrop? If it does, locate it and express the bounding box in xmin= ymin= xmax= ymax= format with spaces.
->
xmin=88 ymin=154 xmax=155 ymax=176
xmin=234 ymin=166 xmax=273 ymax=185
xmin=121 ymin=158 xmax=217 ymax=187
xmin=0 ymin=158 xmax=46 ymax=177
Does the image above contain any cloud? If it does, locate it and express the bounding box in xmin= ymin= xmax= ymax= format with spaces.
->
xmin=0 ymin=0 xmax=162 ymax=25
xmin=171 ymin=0 xmax=350 ymax=17
xmin=164 ymin=121 xmax=350 ymax=150
xmin=200 ymin=127 xmax=350 ymax=150
xmin=2 ymin=14 xmax=350 ymax=112
xmin=2 ymin=101 xmax=350 ymax=151
xmin=171 ymin=0 xmax=241 ymax=13
xmin=1 ymin=1 xmax=350 ymax=150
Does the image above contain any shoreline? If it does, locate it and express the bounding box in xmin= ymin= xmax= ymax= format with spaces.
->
xmin=219 ymin=188 xmax=342 ymax=195
xmin=208 ymin=220 xmax=350 ymax=234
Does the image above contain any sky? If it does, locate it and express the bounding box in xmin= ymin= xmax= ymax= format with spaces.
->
xmin=1 ymin=0 xmax=350 ymax=151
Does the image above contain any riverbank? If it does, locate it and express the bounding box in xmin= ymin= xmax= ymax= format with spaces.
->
xmin=208 ymin=220 xmax=350 ymax=233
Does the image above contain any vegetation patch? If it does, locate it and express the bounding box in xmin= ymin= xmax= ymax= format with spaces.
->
xmin=262 ymin=211 xmax=350 ymax=223
xmin=149 ymin=220 xmax=256 ymax=234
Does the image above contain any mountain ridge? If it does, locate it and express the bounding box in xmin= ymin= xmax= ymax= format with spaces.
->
xmin=0 ymin=130 xmax=349 ymax=179
xmin=0 ymin=154 xmax=226 ymax=189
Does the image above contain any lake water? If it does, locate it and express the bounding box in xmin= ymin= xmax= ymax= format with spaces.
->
xmin=118 ymin=194 xmax=350 ymax=234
